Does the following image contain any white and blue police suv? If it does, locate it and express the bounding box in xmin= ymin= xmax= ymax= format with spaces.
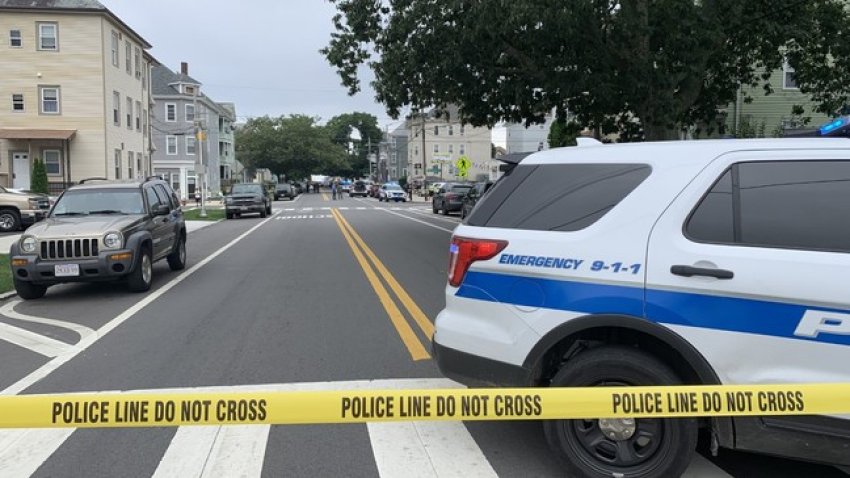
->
xmin=434 ymin=137 xmax=850 ymax=478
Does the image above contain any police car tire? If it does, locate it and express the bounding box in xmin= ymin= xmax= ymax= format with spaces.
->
xmin=543 ymin=346 xmax=698 ymax=478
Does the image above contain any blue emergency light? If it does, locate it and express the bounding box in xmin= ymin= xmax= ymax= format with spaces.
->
xmin=818 ymin=116 xmax=850 ymax=136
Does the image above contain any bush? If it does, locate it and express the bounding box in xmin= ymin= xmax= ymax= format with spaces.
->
xmin=30 ymin=158 xmax=49 ymax=194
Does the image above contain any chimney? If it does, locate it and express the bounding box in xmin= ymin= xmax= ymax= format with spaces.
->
xmin=180 ymin=62 xmax=188 ymax=75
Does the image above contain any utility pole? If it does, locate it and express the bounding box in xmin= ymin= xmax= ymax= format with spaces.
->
xmin=193 ymin=89 xmax=207 ymax=218
xmin=421 ymin=111 xmax=427 ymax=198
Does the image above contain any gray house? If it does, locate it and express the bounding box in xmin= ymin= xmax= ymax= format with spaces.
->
xmin=150 ymin=63 xmax=236 ymax=199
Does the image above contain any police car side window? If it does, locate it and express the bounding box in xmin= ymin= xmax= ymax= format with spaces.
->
xmin=466 ymin=163 xmax=651 ymax=231
xmin=687 ymin=161 xmax=850 ymax=253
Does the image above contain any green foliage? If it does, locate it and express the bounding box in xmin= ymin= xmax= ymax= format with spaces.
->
xmin=548 ymin=116 xmax=582 ymax=147
xmin=733 ymin=116 xmax=767 ymax=138
xmin=325 ymin=112 xmax=383 ymax=177
xmin=398 ymin=176 xmax=407 ymax=188
xmin=0 ymin=255 xmax=10 ymax=293
xmin=324 ymin=0 xmax=850 ymax=141
xmin=30 ymin=158 xmax=49 ymax=195
xmin=235 ymin=115 xmax=348 ymax=179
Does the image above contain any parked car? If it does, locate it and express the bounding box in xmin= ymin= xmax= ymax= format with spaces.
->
xmin=275 ymin=183 xmax=295 ymax=201
xmin=460 ymin=181 xmax=493 ymax=219
xmin=341 ymin=181 xmax=352 ymax=194
xmin=428 ymin=182 xmax=446 ymax=197
xmin=379 ymin=183 xmax=407 ymax=202
xmin=9 ymin=177 xmax=187 ymax=299
xmin=349 ymin=180 xmax=369 ymax=197
xmin=0 ymin=186 xmax=51 ymax=233
xmin=225 ymin=183 xmax=273 ymax=219
xmin=290 ymin=182 xmax=304 ymax=195
xmin=432 ymin=182 xmax=473 ymax=215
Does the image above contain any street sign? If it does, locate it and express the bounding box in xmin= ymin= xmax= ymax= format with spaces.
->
xmin=456 ymin=156 xmax=471 ymax=171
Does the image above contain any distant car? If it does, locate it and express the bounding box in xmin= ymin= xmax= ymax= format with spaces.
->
xmin=428 ymin=182 xmax=446 ymax=197
xmin=432 ymin=182 xmax=473 ymax=215
xmin=341 ymin=181 xmax=352 ymax=194
xmin=379 ymin=183 xmax=407 ymax=202
xmin=275 ymin=183 xmax=295 ymax=201
xmin=460 ymin=181 xmax=493 ymax=219
xmin=291 ymin=182 xmax=304 ymax=195
xmin=349 ymin=180 xmax=368 ymax=197
xmin=225 ymin=183 xmax=273 ymax=219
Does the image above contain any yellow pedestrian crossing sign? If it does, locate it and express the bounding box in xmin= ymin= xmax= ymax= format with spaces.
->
xmin=456 ymin=156 xmax=471 ymax=177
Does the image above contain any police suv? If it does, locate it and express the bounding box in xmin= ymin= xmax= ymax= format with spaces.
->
xmin=433 ymin=138 xmax=850 ymax=477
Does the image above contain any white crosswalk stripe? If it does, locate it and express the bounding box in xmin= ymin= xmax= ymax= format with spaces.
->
xmin=0 ymin=378 xmax=734 ymax=477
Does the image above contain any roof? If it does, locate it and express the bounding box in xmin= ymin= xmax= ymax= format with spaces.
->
xmin=0 ymin=0 xmax=152 ymax=49
xmin=522 ymin=138 xmax=850 ymax=167
xmin=0 ymin=128 xmax=76 ymax=140
xmin=151 ymin=66 xmax=201 ymax=96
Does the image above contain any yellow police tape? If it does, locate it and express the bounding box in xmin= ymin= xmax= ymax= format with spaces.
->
xmin=2 ymin=383 xmax=849 ymax=429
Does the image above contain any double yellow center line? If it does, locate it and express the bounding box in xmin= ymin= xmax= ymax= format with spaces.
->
xmin=330 ymin=208 xmax=434 ymax=361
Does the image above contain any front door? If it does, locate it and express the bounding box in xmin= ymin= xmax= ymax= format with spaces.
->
xmin=12 ymin=153 xmax=30 ymax=189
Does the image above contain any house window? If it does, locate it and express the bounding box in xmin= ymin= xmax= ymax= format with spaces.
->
xmin=12 ymin=94 xmax=24 ymax=112
xmin=112 ymin=91 xmax=120 ymax=125
xmin=783 ymin=61 xmax=798 ymax=89
xmin=111 ymin=31 xmax=119 ymax=66
xmin=39 ymin=86 xmax=60 ymax=114
xmin=37 ymin=22 xmax=57 ymax=50
xmin=185 ymin=104 xmax=195 ymax=123
xmin=184 ymin=85 xmax=195 ymax=96
xmin=10 ymin=29 xmax=21 ymax=47
xmin=141 ymin=62 xmax=147 ymax=89
xmin=143 ymin=109 xmax=148 ymax=134
xmin=136 ymin=152 xmax=143 ymax=178
xmin=448 ymin=144 xmax=454 ymax=154
xmin=166 ymin=136 xmax=177 ymax=155
xmin=460 ymin=144 xmax=465 ymax=155
xmin=114 ymin=149 xmax=122 ymax=179
xmin=186 ymin=136 xmax=196 ymax=155
xmin=448 ymin=125 xmax=454 ymax=136
xmin=134 ymin=47 xmax=141 ymax=79
xmin=126 ymin=97 xmax=133 ymax=129
xmin=135 ymin=101 xmax=141 ymax=131
xmin=165 ymin=103 xmax=176 ymax=122
xmin=460 ymin=126 xmax=465 ymax=135
xmin=434 ymin=126 xmax=439 ymax=135
xmin=128 ymin=151 xmax=134 ymax=178
xmin=43 ymin=150 xmax=61 ymax=175
xmin=125 ymin=41 xmax=131 ymax=74
xmin=434 ymin=144 xmax=440 ymax=153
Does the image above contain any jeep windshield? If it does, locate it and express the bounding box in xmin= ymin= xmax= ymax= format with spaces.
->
xmin=230 ymin=184 xmax=263 ymax=195
xmin=51 ymin=189 xmax=145 ymax=216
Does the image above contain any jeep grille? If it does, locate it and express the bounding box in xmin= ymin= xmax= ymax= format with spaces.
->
xmin=40 ymin=239 xmax=99 ymax=260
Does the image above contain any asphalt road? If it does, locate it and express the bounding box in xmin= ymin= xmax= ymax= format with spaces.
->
xmin=0 ymin=192 xmax=845 ymax=477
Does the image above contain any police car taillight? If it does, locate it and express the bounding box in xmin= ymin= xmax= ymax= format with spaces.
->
xmin=448 ymin=236 xmax=508 ymax=287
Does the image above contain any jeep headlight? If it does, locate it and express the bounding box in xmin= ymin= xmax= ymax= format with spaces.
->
xmin=20 ymin=236 xmax=37 ymax=254
xmin=103 ymin=232 xmax=123 ymax=250
xmin=28 ymin=198 xmax=40 ymax=209
xmin=225 ymin=197 xmax=233 ymax=204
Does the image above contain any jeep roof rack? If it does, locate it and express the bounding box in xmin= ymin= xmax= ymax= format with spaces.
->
xmin=79 ymin=177 xmax=108 ymax=184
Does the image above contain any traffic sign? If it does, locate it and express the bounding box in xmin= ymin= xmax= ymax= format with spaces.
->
xmin=456 ymin=156 xmax=471 ymax=172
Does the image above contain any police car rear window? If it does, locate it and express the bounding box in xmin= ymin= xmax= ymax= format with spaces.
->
xmin=687 ymin=160 xmax=850 ymax=253
xmin=466 ymin=163 xmax=651 ymax=231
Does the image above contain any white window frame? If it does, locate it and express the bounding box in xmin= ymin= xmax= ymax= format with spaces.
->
xmin=165 ymin=103 xmax=177 ymax=122
xmin=112 ymin=91 xmax=120 ymax=125
xmin=448 ymin=144 xmax=454 ymax=154
xmin=37 ymin=22 xmax=57 ymax=51
xmin=43 ymin=149 xmax=61 ymax=176
xmin=114 ymin=149 xmax=122 ymax=179
xmin=783 ymin=61 xmax=798 ymax=90
xmin=111 ymin=31 xmax=119 ymax=66
xmin=128 ymin=151 xmax=134 ymax=178
xmin=39 ymin=86 xmax=60 ymax=115
xmin=186 ymin=136 xmax=196 ymax=156
xmin=10 ymin=29 xmax=22 ymax=47
xmin=185 ymin=104 xmax=195 ymax=123
xmin=166 ymin=136 xmax=178 ymax=155
xmin=459 ymin=144 xmax=465 ymax=155
xmin=126 ymin=97 xmax=133 ymax=129
xmin=136 ymin=152 xmax=143 ymax=178
xmin=12 ymin=93 xmax=24 ymax=112
xmin=434 ymin=144 xmax=440 ymax=153
xmin=135 ymin=101 xmax=142 ymax=131
xmin=125 ymin=41 xmax=132 ymax=74
xmin=134 ymin=47 xmax=141 ymax=79
xmin=448 ymin=125 xmax=454 ymax=136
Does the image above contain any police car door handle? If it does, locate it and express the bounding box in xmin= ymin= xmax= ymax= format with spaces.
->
xmin=670 ymin=265 xmax=734 ymax=279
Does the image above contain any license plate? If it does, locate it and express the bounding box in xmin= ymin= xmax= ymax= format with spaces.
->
xmin=55 ymin=264 xmax=80 ymax=277
xmin=240 ymin=206 xmax=248 ymax=211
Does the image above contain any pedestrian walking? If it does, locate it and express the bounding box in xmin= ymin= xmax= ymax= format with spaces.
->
xmin=331 ymin=181 xmax=338 ymax=200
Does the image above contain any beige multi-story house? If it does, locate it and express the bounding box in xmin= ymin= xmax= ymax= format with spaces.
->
xmin=0 ymin=0 xmax=155 ymax=192
xmin=406 ymin=106 xmax=495 ymax=183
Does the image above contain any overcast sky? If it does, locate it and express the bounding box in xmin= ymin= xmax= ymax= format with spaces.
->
xmin=100 ymin=1 xmax=406 ymax=129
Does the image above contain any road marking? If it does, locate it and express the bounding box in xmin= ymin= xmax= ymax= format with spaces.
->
xmin=334 ymin=210 xmax=435 ymax=339
xmin=379 ymin=208 xmax=455 ymax=233
xmin=406 ymin=208 xmax=463 ymax=224
xmin=1 ymin=300 xmax=95 ymax=342
xmin=356 ymin=207 xmax=366 ymax=210
xmin=0 ymin=321 xmax=75 ymax=357
xmin=1 ymin=212 xmax=280 ymax=396
xmin=369 ymin=422 xmax=498 ymax=478
xmin=153 ymin=425 xmax=270 ymax=478
xmin=321 ymin=207 xmax=331 ymax=210
xmin=302 ymin=207 xmax=313 ymax=211
xmin=284 ymin=208 xmax=295 ymax=211
xmin=0 ymin=428 xmax=75 ymax=477
xmin=331 ymin=209 xmax=430 ymax=361
xmin=322 ymin=193 xmax=330 ymax=201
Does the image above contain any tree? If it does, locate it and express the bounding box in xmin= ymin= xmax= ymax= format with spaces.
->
xmin=30 ymin=158 xmax=49 ymax=195
xmin=236 ymin=115 xmax=347 ymax=180
xmin=325 ymin=112 xmax=383 ymax=178
xmin=324 ymin=1 xmax=850 ymax=141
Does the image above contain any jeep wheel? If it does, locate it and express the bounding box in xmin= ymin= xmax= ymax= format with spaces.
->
xmin=14 ymin=278 xmax=47 ymax=300
xmin=0 ymin=209 xmax=21 ymax=233
xmin=432 ymin=202 xmax=438 ymax=214
xmin=266 ymin=204 xmax=272 ymax=215
xmin=167 ymin=234 xmax=187 ymax=271
xmin=127 ymin=248 xmax=153 ymax=292
xmin=544 ymin=346 xmax=697 ymax=478
xmin=259 ymin=207 xmax=267 ymax=218
xmin=441 ymin=202 xmax=449 ymax=215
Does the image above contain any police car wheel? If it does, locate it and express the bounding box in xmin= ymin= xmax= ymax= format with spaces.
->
xmin=544 ymin=346 xmax=697 ymax=478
